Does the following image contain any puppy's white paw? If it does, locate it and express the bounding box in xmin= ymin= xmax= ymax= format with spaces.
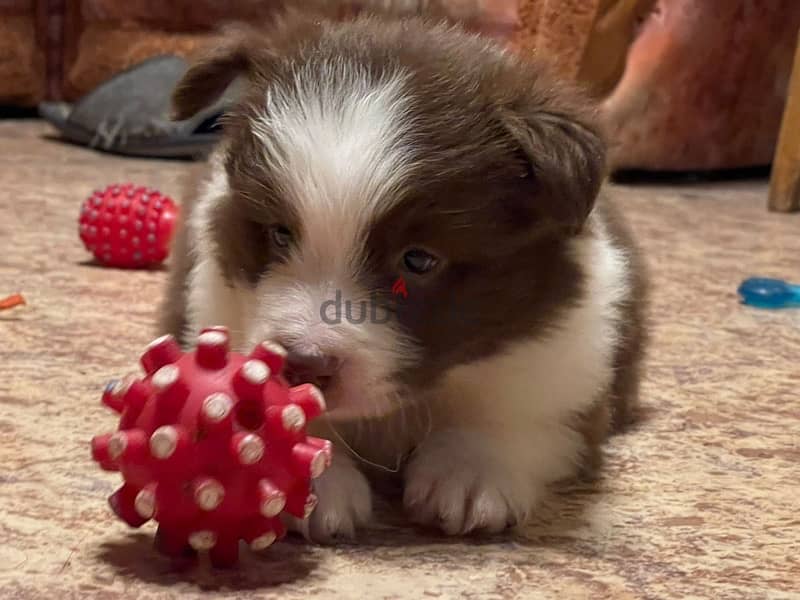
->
xmin=286 ymin=456 xmax=372 ymax=543
xmin=403 ymin=430 xmax=535 ymax=535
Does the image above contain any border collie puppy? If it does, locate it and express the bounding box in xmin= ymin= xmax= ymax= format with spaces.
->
xmin=161 ymin=3 xmax=646 ymax=541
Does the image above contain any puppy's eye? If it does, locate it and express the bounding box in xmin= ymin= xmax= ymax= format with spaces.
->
xmin=269 ymin=225 xmax=292 ymax=249
xmin=402 ymin=248 xmax=439 ymax=275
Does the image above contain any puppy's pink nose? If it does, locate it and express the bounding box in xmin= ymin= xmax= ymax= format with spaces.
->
xmin=284 ymin=350 xmax=341 ymax=390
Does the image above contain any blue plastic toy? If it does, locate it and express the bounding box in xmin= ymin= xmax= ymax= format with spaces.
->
xmin=738 ymin=277 xmax=800 ymax=309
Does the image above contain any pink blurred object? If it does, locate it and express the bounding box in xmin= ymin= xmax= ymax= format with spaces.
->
xmin=602 ymin=0 xmax=800 ymax=171
xmin=445 ymin=0 xmax=520 ymax=37
xmin=352 ymin=0 xmax=520 ymax=37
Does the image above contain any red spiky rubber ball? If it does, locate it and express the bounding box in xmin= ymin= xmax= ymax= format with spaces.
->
xmin=90 ymin=327 xmax=331 ymax=567
xmin=78 ymin=184 xmax=178 ymax=268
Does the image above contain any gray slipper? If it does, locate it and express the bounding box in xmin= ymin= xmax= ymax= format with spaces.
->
xmin=39 ymin=55 xmax=231 ymax=159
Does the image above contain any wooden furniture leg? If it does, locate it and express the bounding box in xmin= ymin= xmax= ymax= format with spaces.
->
xmin=769 ymin=33 xmax=800 ymax=212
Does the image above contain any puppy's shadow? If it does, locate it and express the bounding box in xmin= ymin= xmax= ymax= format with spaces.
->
xmin=512 ymin=482 xmax=608 ymax=551
xmin=96 ymin=464 xmax=619 ymax=586
xmin=351 ymin=474 xmax=607 ymax=556
xmin=97 ymin=533 xmax=320 ymax=591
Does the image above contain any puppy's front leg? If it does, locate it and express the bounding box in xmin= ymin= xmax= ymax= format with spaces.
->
xmin=287 ymin=450 xmax=373 ymax=543
xmin=403 ymin=423 xmax=581 ymax=535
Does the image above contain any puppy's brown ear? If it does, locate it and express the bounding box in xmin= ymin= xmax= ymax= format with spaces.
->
xmin=171 ymin=25 xmax=273 ymax=121
xmin=500 ymin=95 xmax=607 ymax=234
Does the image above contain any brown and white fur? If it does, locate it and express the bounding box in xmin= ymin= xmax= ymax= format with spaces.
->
xmin=160 ymin=5 xmax=646 ymax=541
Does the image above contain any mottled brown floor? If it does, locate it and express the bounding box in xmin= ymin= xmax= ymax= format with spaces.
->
xmin=1 ymin=121 xmax=798 ymax=599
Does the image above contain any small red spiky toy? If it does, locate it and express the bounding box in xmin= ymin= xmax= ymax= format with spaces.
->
xmin=78 ymin=184 xmax=178 ymax=268
xmin=91 ymin=327 xmax=331 ymax=567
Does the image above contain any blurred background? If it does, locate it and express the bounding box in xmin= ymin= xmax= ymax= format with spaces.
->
xmin=2 ymin=0 xmax=800 ymax=192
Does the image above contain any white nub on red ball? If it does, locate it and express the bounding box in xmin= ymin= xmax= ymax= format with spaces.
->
xmin=303 ymin=494 xmax=319 ymax=519
xmin=241 ymin=359 xmax=270 ymax=385
xmin=134 ymin=487 xmax=156 ymax=519
xmin=197 ymin=330 xmax=227 ymax=347
xmin=107 ymin=432 xmax=127 ymax=460
xmin=310 ymin=451 xmax=327 ymax=479
xmin=307 ymin=385 xmax=327 ymax=412
xmin=260 ymin=340 xmax=287 ymax=357
xmin=146 ymin=334 xmax=172 ymax=351
xmin=107 ymin=378 xmax=130 ymax=396
xmin=260 ymin=496 xmax=286 ymax=518
xmin=188 ymin=531 xmax=217 ymax=550
xmin=152 ymin=364 xmax=179 ymax=390
xmin=237 ymin=434 xmax=265 ymax=465
xmin=202 ymin=393 xmax=233 ymax=423
xmin=149 ymin=426 xmax=178 ymax=459
xmin=250 ymin=531 xmax=277 ymax=551
xmin=281 ymin=404 xmax=306 ymax=432
xmin=194 ymin=479 xmax=225 ymax=511
xmin=259 ymin=485 xmax=286 ymax=518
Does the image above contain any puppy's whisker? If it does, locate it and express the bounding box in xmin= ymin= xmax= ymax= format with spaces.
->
xmin=323 ymin=415 xmax=401 ymax=474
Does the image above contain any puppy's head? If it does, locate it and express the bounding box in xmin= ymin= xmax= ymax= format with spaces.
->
xmin=174 ymin=13 xmax=606 ymax=419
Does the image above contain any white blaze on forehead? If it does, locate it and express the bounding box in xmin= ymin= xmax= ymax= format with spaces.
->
xmin=185 ymin=59 xmax=422 ymax=418
xmin=252 ymin=59 xmax=415 ymax=275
